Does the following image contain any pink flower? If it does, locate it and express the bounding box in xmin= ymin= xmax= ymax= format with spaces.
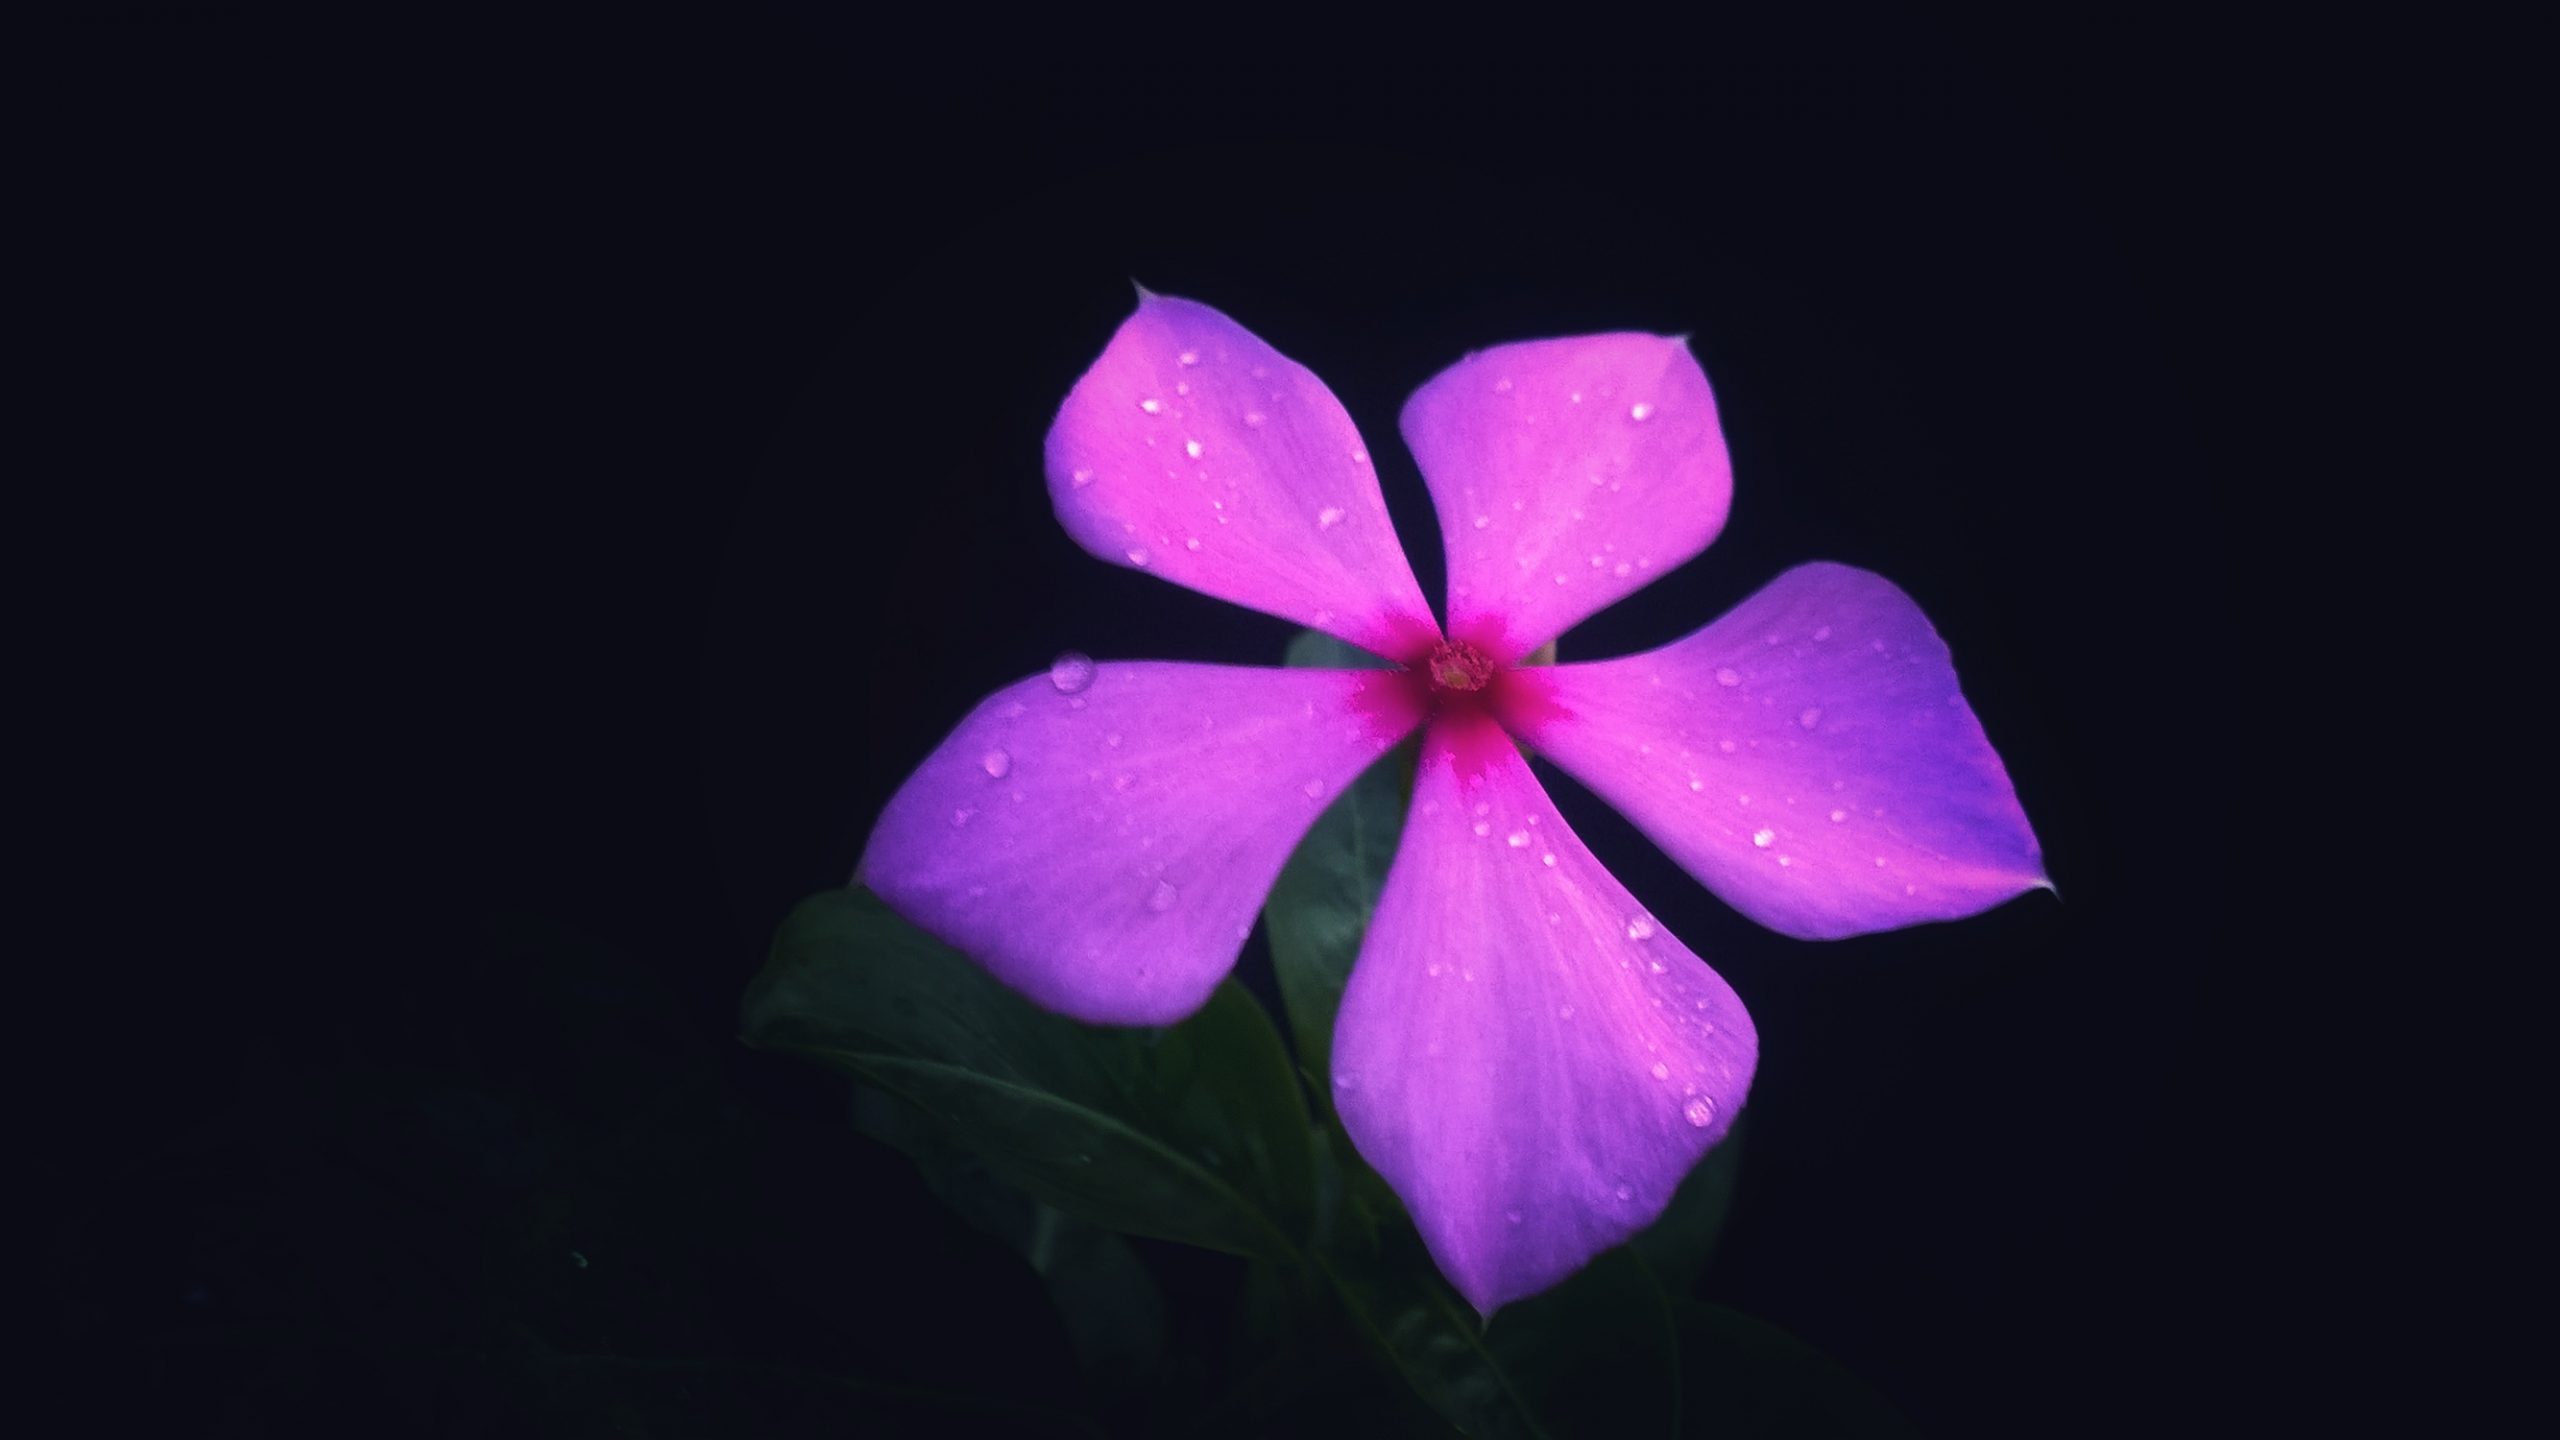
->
xmin=860 ymin=293 xmax=2047 ymax=1315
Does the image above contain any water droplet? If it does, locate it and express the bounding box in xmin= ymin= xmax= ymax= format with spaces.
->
xmin=1688 ymin=778 xmax=1704 ymax=792
xmin=1427 ymin=962 xmax=1443 ymax=977
xmin=1335 ymin=1072 xmax=1358 ymax=1091
xmin=1553 ymin=573 xmax=1568 ymax=585
xmin=1494 ymin=376 xmax=1514 ymax=393
xmin=1506 ymin=1208 xmax=1524 ymax=1225
xmin=1614 ymin=561 xmax=1632 ymax=577
xmin=1830 ymin=808 xmax=1847 ymax=822
xmin=1317 ymin=506 xmax=1345 ymax=529
xmin=1650 ymin=1060 xmax=1670 ymax=1080
xmin=1559 ymin=1004 xmax=1575 ymax=1019
xmin=1472 ymin=821 xmax=1491 ymax=837
xmin=1048 ymin=652 xmax=1096 ymax=693
xmin=1570 ymin=391 xmax=1583 ymax=404
xmin=1174 ymin=380 xmax=1190 ymax=395
xmin=1473 ymin=514 xmax=1491 ymax=529
xmin=1753 ymin=828 xmax=1775 ymax=848
xmin=1070 ymin=467 xmax=1095 ymax=488
xmin=1244 ymin=410 xmax=1266 ymax=427
xmin=1715 ymin=667 xmax=1741 ymax=687
xmin=1351 ymin=448 xmax=1369 ymax=465
xmin=1626 ymin=917 xmax=1656 ymax=941
xmin=1147 ymin=879 xmax=1178 ymax=913
xmin=1798 ymin=706 xmax=1823 ymax=730
xmin=1139 ymin=398 xmax=1162 ymax=414
xmin=1177 ymin=349 xmax=1199 ymax=366
xmin=1507 ymin=831 xmax=1529 ymax=848
xmin=1684 ymin=1096 xmax=1715 ymax=1127
xmin=950 ymin=806 xmax=976 ymax=827
xmin=1630 ymin=401 xmax=1655 ymax=421
xmin=1814 ymin=625 xmax=1833 ymax=641
xmin=1614 ymin=1184 xmax=1633 ymax=1202
xmin=1126 ymin=546 xmax=1151 ymax=566
xmin=1875 ymin=856 xmax=1889 ymax=867
xmin=1718 ymin=739 xmax=1737 ymax=753
xmin=1541 ymin=852 xmax=1557 ymax=867
xmin=1185 ymin=439 xmax=1203 ymax=459
xmin=1183 ymin=536 xmax=1201 ymax=552
xmin=1303 ymin=778 xmax=1327 ymax=799
xmin=1776 ymin=855 xmax=1793 ymax=867
xmin=1105 ymin=732 xmax=1123 ymax=748
xmin=980 ymin=748 xmax=1011 ymax=778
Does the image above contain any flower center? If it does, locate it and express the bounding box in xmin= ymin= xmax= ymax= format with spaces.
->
xmin=1426 ymin=639 xmax=1496 ymax=694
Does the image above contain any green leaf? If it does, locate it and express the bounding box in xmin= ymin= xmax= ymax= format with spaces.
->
xmin=1313 ymin=1240 xmax=1682 ymax=1440
xmin=850 ymin=1088 xmax=1168 ymax=1386
xmin=1266 ymin=628 xmax=1410 ymax=1096
xmin=1670 ymin=1302 xmax=1920 ymax=1438
xmin=741 ymin=888 xmax=1314 ymax=1259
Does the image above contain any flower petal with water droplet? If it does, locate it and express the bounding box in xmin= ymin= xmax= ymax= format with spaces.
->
xmin=1331 ymin=712 xmax=1756 ymax=1317
xmin=861 ymin=662 xmax=1425 ymax=1023
xmin=1046 ymin=294 xmax=1441 ymax=660
xmin=1497 ymin=562 xmax=2048 ymax=939
xmin=1401 ymin=332 xmax=1731 ymax=662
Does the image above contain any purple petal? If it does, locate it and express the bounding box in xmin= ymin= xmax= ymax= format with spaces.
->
xmin=1046 ymin=294 xmax=1442 ymax=662
xmin=1498 ymin=562 xmax=2049 ymax=940
xmin=1331 ymin=711 xmax=1755 ymax=1316
xmin=861 ymin=662 xmax=1425 ymax=1025
xmin=1400 ymin=332 xmax=1732 ymax=663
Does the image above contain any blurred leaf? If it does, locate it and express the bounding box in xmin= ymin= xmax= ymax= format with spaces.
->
xmin=851 ymin=1088 xmax=1167 ymax=1385
xmin=1631 ymin=1119 xmax=1747 ymax=1294
xmin=1311 ymin=1156 xmax=1680 ymax=1440
xmin=742 ymin=888 xmax=1314 ymax=1259
xmin=1671 ymin=1302 xmax=1919 ymax=1438
xmin=1266 ymin=628 xmax=1409 ymax=1097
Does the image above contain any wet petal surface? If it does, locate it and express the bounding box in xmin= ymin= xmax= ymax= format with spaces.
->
xmin=861 ymin=661 xmax=1424 ymax=1024
xmin=1401 ymin=332 xmax=1731 ymax=662
xmin=1046 ymin=294 xmax=1442 ymax=661
xmin=1331 ymin=712 xmax=1755 ymax=1316
xmin=1500 ymin=562 xmax=2048 ymax=940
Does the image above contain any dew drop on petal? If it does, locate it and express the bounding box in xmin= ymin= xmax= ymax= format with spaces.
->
xmin=1126 ymin=546 xmax=1151 ymax=566
xmin=1138 ymin=398 xmax=1162 ymax=414
xmin=1317 ymin=506 xmax=1346 ymax=530
xmin=1687 ymin=778 xmax=1704 ymax=792
xmin=1715 ymin=667 xmax=1741 ymax=687
xmin=1070 ymin=468 xmax=1094 ymax=488
xmin=1473 ymin=514 xmax=1492 ymax=529
xmin=1507 ymin=831 xmax=1529 ymax=848
xmin=1048 ymin=651 xmax=1096 ymax=694
xmin=1650 ymin=1061 xmax=1671 ymax=1080
xmin=1541 ymin=852 xmax=1557 ymax=867
xmin=1630 ymin=401 xmax=1654 ymax=421
xmin=1177 ymin=349 xmax=1199 ymax=366
xmin=1614 ymin=1184 xmax=1634 ymax=1202
xmin=1684 ymin=1096 xmax=1716 ymax=1128
xmin=950 ymin=806 xmax=975 ymax=827
xmin=1799 ymin=706 xmax=1823 ymax=730
xmin=1303 ymin=778 xmax=1327 ymax=800
xmin=1472 ymin=821 xmax=1491 ymax=837
xmin=1626 ymin=917 xmax=1656 ymax=941
xmin=1244 ymin=410 xmax=1266 ymax=427
xmin=1147 ymin=879 xmax=1178 ymax=913
xmin=1831 ymin=808 xmax=1847 ymax=822
xmin=1753 ymin=828 xmax=1775 ymax=848
xmin=1185 ymin=439 xmax=1203 ymax=459
xmin=980 ymin=748 xmax=1011 ymax=778
xmin=1814 ymin=625 xmax=1833 ymax=641
xmin=1495 ymin=376 xmax=1514 ymax=393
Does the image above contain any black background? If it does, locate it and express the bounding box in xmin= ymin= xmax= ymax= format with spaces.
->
xmin=42 ymin=4 xmax=2291 ymax=1435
